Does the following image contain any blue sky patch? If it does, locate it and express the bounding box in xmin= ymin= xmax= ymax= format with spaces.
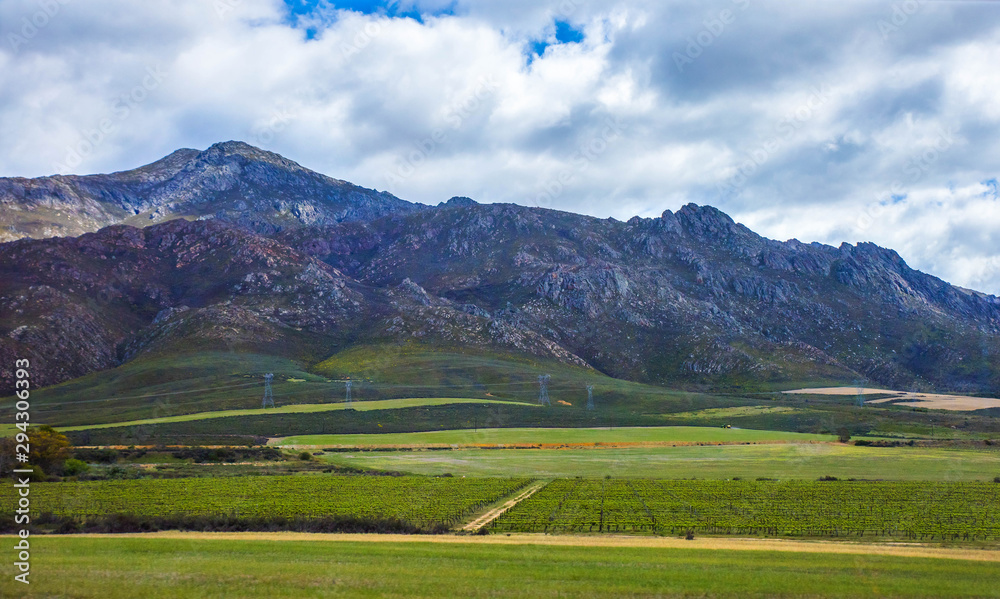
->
xmin=528 ymin=20 xmax=585 ymax=61
xmin=283 ymin=0 xmax=456 ymax=23
xmin=983 ymin=178 xmax=999 ymax=199
xmin=555 ymin=20 xmax=585 ymax=44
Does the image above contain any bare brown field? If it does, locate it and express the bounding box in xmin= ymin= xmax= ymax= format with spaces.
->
xmin=784 ymin=387 xmax=1000 ymax=411
xmin=53 ymin=532 xmax=1000 ymax=562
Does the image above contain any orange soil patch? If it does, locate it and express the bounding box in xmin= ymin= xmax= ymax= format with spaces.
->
xmin=287 ymin=440 xmax=829 ymax=450
xmin=48 ymin=532 xmax=1000 ymax=562
xmin=78 ymin=440 xmax=828 ymax=451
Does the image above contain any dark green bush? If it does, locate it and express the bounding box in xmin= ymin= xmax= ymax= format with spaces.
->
xmin=62 ymin=459 xmax=90 ymax=476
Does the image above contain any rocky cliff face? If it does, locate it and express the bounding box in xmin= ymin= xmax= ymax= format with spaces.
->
xmin=0 ymin=141 xmax=422 ymax=242
xmin=280 ymin=201 xmax=1000 ymax=392
xmin=1 ymin=144 xmax=998 ymax=395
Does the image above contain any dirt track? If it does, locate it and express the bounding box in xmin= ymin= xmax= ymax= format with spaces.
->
xmin=49 ymin=532 xmax=1000 ymax=562
xmin=461 ymin=481 xmax=546 ymax=532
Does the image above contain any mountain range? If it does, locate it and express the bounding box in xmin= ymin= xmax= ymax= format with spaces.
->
xmin=2 ymin=141 xmax=998 ymax=396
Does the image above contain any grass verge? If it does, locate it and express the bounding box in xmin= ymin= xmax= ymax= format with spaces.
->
xmin=2 ymin=536 xmax=998 ymax=598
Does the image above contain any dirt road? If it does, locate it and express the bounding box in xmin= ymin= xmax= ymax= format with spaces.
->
xmin=46 ymin=531 xmax=1000 ymax=562
xmin=461 ymin=480 xmax=547 ymax=532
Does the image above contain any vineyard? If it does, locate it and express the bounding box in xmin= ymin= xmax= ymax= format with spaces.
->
xmin=6 ymin=475 xmax=1000 ymax=542
xmin=0 ymin=476 xmax=532 ymax=529
xmin=492 ymin=479 xmax=1000 ymax=541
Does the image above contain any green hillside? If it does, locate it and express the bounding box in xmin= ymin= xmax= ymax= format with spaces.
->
xmin=1 ymin=343 xmax=745 ymax=430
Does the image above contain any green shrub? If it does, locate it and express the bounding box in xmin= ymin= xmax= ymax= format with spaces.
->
xmin=62 ymin=459 xmax=90 ymax=476
xmin=24 ymin=465 xmax=47 ymax=482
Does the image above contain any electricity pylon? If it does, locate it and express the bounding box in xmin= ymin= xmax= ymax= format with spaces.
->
xmin=262 ymin=373 xmax=275 ymax=408
xmin=538 ymin=374 xmax=551 ymax=406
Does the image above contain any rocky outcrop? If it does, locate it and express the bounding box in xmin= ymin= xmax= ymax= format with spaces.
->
xmin=283 ymin=201 xmax=999 ymax=391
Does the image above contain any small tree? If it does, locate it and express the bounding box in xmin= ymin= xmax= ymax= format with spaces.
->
xmin=29 ymin=425 xmax=71 ymax=473
xmin=836 ymin=427 xmax=851 ymax=444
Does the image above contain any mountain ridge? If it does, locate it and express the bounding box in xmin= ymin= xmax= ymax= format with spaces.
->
xmin=1 ymin=142 xmax=997 ymax=397
xmin=0 ymin=141 xmax=424 ymax=242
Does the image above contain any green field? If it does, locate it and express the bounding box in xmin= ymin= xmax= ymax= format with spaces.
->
xmin=494 ymin=479 xmax=1000 ymax=540
xmin=319 ymin=443 xmax=1000 ymax=480
xmin=0 ymin=476 xmax=530 ymax=530
xmin=2 ymin=536 xmax=998 ymax=598
xmin=51 ymin=398 xmax=532 ymax=433
xmin=275 ymin=426 xmax=834 ymax=446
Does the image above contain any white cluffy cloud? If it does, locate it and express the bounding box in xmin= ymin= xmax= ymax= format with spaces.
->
xmin=1 ymin=0 xmax=999 ymax=293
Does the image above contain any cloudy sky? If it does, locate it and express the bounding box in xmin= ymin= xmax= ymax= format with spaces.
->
xmin=2 ymin=0 xmax=999 ymax=293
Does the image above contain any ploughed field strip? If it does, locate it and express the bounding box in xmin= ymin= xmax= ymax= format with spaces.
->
xmin=0 ymin=476 xmax=532 ymax=530
xmin=491 ymin=479 xmax=1000 ymax=541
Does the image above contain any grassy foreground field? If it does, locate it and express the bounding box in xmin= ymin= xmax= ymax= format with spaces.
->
xmin=2 ymin=535 xmax=999 ymax=598
xmin=275 ymin=426 xmax=833 ymax=447
xmin=320 ymin=443 xmax=1000 ymax=480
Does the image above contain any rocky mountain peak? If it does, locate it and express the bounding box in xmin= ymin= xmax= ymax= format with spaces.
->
xmin=0 ymin=141 xmax=422 ymax=243
xmin=440 ymin=196 xmax=478 ymax=207
xmin=676 ymin=203 xmax=739 ymax=236
xmin=197 ymin=140 xmax=307 ymax=172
